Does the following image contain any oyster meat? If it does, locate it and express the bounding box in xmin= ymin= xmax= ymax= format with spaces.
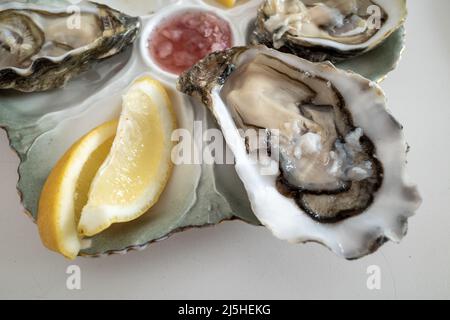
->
xmin=0 ymin=1 xmax=140 ymax=92
xmin=178 ymin=46 xmax=421 ymax=259
xmin=251 ymin=0 xmax=407 ymax=62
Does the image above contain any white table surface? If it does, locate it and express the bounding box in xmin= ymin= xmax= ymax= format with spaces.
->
xmin=0 ymin=0 xmax=449 ymax=300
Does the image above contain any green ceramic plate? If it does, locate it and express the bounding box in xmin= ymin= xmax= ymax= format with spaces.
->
xmin=0 ymin=0 xmax=406 ymax=257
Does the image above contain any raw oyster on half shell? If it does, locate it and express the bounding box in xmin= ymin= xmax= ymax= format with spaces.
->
xmin=251 ymin=0 xmax=407 ymax=62
xmin=0 ymin=0 xmax=140 ymax=92
xmin=178 ymin=46 xmax=421 ymax=259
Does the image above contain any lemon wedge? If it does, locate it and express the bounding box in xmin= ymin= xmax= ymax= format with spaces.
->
xmin=78 ymin=76 xmax=176 ymax=237
xmin=217 ymin=0 xmax=237 ymax=8
xmin=38 ymin=120 xmax=117 ymax=260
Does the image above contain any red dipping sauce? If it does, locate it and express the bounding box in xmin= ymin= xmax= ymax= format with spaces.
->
xmin=148 ymin=11 xmax=233 ymax=75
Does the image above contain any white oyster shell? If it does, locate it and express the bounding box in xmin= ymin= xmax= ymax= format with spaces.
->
xmin=178 ymin=46 xmax=421 ymax=259
xmin=252 ymin=0 xmax=407 ymax=62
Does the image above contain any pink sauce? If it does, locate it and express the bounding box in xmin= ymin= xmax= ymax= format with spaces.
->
xmin=148 ymin=11 xmax=233 ymax=75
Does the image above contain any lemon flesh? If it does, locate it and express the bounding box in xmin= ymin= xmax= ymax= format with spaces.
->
xmin=37 ymin=121 xmax=117 ymax=260
xmin=217 ymin=0 xmax=237 ymax=8
xmin=78 ymin=77 xmax=176 ymax=237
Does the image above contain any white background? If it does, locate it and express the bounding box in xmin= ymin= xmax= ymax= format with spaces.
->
xmin=0 ymin=0 xmax=449 ymax=299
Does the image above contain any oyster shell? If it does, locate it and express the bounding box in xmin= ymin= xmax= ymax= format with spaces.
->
xmin=0 ymin=1 xmax=140 ymax=92
xmin=251 ymin=0 xmax=407 ymax=62
xmin=178 ymin=46 xmax=421 ymax=259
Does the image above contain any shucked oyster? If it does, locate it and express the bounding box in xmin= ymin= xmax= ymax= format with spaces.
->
xmin=178 ymin=46 xmax=421 ymax=259
xmin=251 ymin=0 xmax=407 ymax=62
xmin=0 ymin=1 xmax=140 ymax=92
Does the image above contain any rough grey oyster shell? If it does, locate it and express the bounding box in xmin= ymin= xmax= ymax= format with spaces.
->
xmin=178 ymin=46 xmax=421 ymax=259
xmin=0 ymin=0 xmax=140 ymax=92
xmin=251 ymin=0 xmax=407 ymax=63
